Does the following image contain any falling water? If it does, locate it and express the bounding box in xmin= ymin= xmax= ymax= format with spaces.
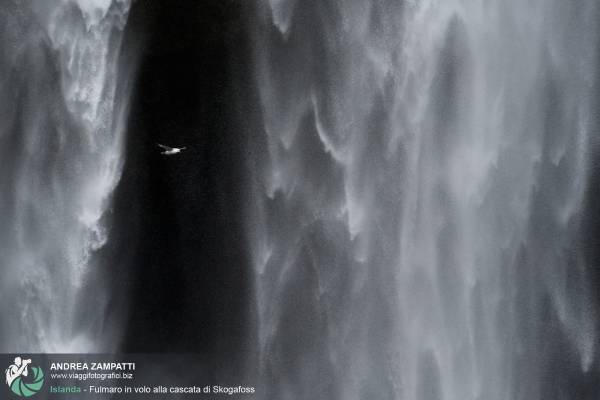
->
xmin=0 ymin=0 xmax=132 ymax=352
xmin=248 ymin=0 xmax=600 ymax=399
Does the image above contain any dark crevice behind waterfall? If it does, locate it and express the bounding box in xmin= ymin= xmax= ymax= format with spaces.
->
xmin=104 ymin=0 xmax=256 ymax=381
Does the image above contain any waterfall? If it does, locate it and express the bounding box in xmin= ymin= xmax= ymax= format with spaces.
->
xmin=248 ymin=0 xmax=600 ymax=399
xmin=0 ymin=0 xmax=133 ymax=353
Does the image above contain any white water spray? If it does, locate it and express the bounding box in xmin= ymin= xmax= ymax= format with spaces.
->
xmin=0 ymin=0 xmax=132 ymax=352
xmin=249 ymin=1 xmax=600 ymax=399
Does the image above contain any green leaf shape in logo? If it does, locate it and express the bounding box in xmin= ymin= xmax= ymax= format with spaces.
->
xmin=10 ymin=367 xmax=44 ymax=397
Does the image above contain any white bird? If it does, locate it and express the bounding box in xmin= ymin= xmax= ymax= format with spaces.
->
xmin=157 ymin=143 xmax=186 ymax=155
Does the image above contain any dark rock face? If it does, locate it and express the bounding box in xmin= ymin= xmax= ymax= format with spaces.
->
xmin=106 ymin=0 xmax=256 ymax=380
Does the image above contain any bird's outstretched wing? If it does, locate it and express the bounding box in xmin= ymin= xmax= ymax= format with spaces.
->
xmin=156 ymin=143 xmax=172 ymax=151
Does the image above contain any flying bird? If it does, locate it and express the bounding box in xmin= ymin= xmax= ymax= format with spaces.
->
xmin=157 ymin=143 xmax=186 ymax=155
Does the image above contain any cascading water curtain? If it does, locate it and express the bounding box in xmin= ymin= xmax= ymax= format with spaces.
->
xmin=0 ymin=0 xmax=133 ymax=353
xmin=248 ymin=1 xmax=600 ymax=399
